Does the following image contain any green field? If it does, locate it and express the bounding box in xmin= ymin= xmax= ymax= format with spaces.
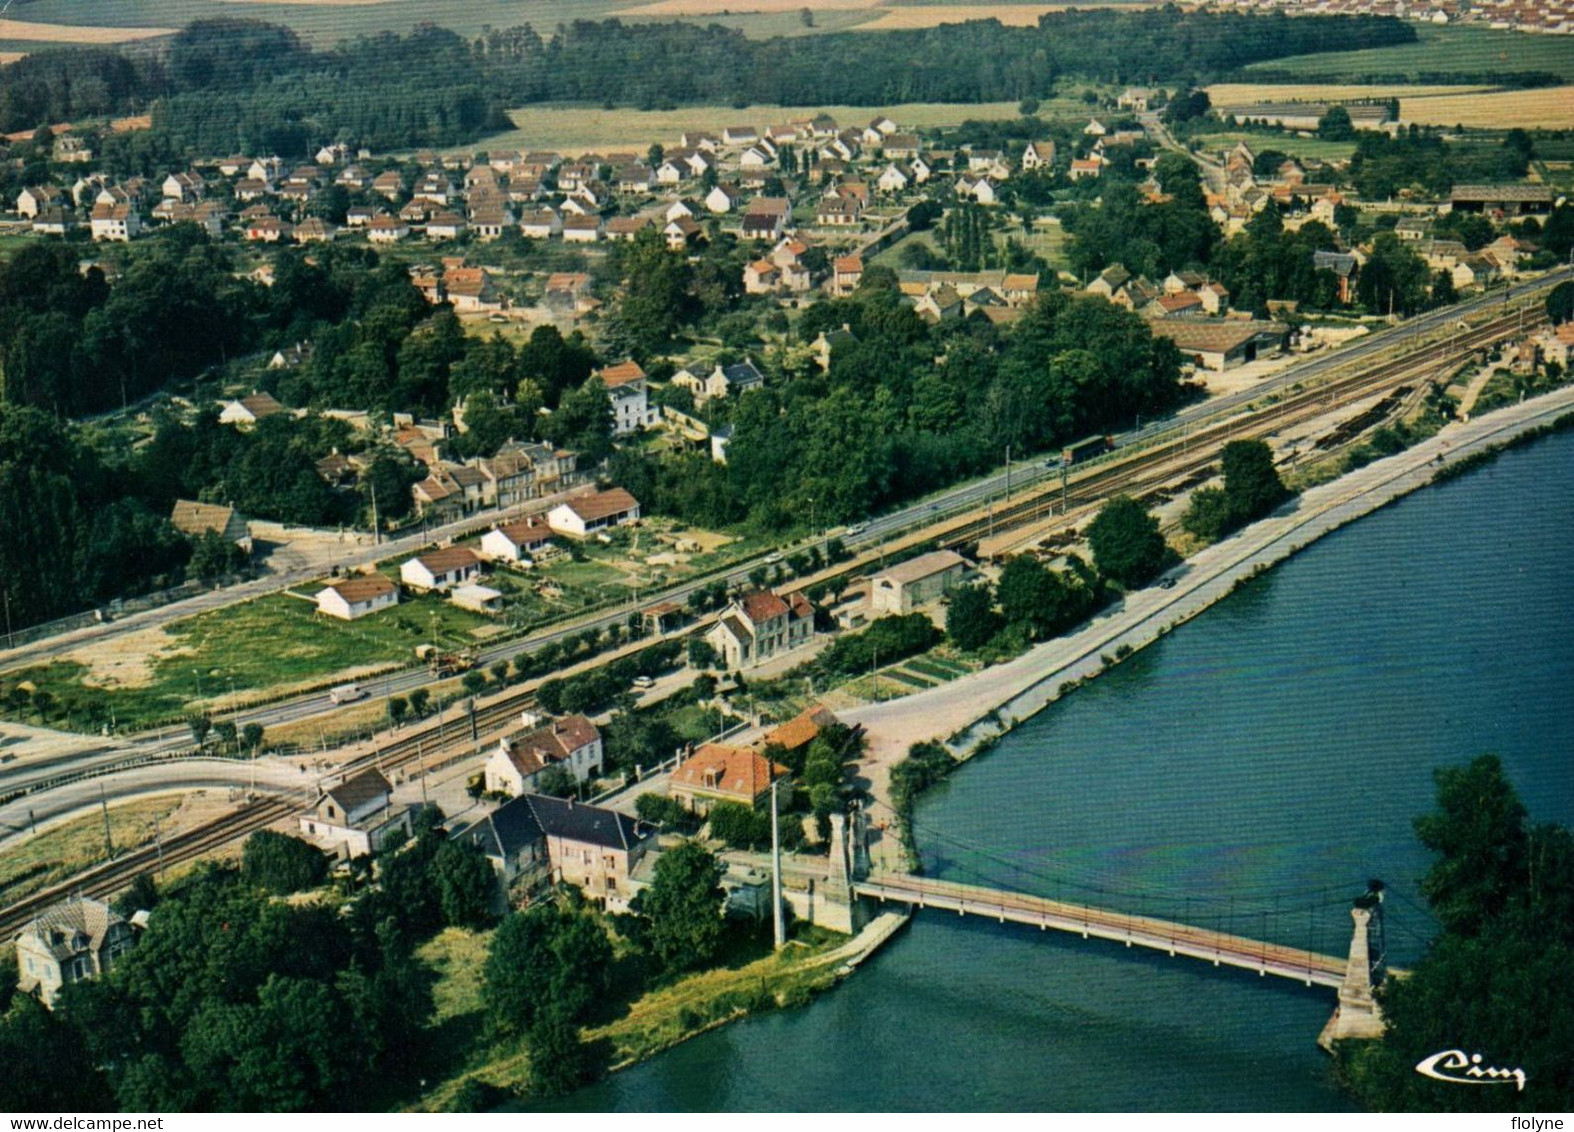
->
xmin=1246 ymin=25 xmax=1574 ymax=83
xmin=1193 ymin=132 xmax=1359 ymax=164
xmin=1 ymin=588 xmax=496 ymax=729
xmin=473 ymin=100 xmax=1027 ymax=156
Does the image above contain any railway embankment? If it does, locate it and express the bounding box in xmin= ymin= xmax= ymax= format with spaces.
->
xmin=843 ymin=384 xmax=1574 ymax=860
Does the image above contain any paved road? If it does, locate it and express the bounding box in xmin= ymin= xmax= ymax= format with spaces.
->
xmin=5 ymin=272 xmax=1567 ymax=767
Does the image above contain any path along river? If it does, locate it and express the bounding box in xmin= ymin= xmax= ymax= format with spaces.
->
xmin=562 ymin=427 xmax=1574 ymax=1111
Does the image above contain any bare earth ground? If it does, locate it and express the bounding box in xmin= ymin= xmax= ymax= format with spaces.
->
xmin=856 ymin=4 xmax=1102 ymax=27
xmin=0 ymin=18 xmax=175 ymax=42
xmin=62 ymin=623 xmax=193 ymax=691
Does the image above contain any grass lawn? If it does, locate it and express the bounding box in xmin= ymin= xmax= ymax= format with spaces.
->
xmin=0 ymin=796 xmax=181 ymax=906
xmin=1193 ymin=132 xmax=1358 ymax=165
xmin=905 ymin=656 xmax=963 ymax=680
xmin=1 ymin=588 xmax=495 ymax=730
xmin=474 ymin=101 xmax=1027 ymax=157
xmin=1245 ymin=24 xmax=1574 ymax=83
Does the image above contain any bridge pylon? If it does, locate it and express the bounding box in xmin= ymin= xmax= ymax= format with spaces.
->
xmin=1317 ymin=889 xmax=1388 ymax=1051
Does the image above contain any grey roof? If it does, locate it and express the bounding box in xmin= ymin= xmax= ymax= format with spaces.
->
xmin=1312 ymin=250 xmax=1359 ymax=277
xmin=458 ymin=794 xmax=545 ymax=860
xmin=721 ymin=361 xmax=764 ymax=388
xmin=19 ymin=898 xmax=125 ymax=960
xmin=524 ymin=794 xmax=651 ymax=851
xmin=325 ymin=767 xmax=392 ymax=815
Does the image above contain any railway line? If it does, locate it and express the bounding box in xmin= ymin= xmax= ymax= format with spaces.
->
xmin=939 ymin=307 xmax=1540 ymax=550
xmin=0 ymin=796 xmax=299 ymax=939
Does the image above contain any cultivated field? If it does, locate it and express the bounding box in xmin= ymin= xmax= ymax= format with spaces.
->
xmin=475 ymin=100 xmax=1026 ymax=155
xmin=0 ymin=17 xmax=174 ymax=43
xmin=1245 ymin=25 xmax=1574 ymax=83
xmin=615 ymin=0 xmax=880 ymax=14
xmin=1206 ymin=82 xmax=1495 ymax=104
xmin=856 ymin=5 xmax=1066 ymax=28
xmin=1399 ymin=86 xmax=1574 ymax=130
xmin=1193 ymin=132 xmax=1359 ymax=164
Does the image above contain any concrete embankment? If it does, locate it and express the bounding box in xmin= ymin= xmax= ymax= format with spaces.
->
xmin=843 ymin=385 xmax=1574 ymax=801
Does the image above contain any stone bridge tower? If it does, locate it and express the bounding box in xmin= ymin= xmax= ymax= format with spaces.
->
xmin=1317 ymin=887 xmax=1389 ymax=1050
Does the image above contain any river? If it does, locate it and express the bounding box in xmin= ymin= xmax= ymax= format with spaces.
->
xmin=560 ymin=428 xmax=1574 ymax=1112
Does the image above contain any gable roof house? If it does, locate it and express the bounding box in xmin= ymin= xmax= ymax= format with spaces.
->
xmin=400 ymin=546 xmax=481 ymax=591
xmin=298 ymin=768 xmax=412 ymax=857
xmin=90 ymin=202 xmax=141 ymax=242
xmin=703 ymin=589 xmax=816 ymax=670
xmin=546 ymin=488 xmax=641 ymax=538
xmin=484 ymin=713 xmax=604 ymax=794
xmin=870 ymin=548 xmax=968 ymax=614
xmin=816 ymin=193 xmax=862 ymax=226
xmin=1021 ymin=140 xmax=1057 ymax=172
xmin=480 ymin=516 xmax=555 ymax=564
xmin=668 ymin=743 xmax=789 ymax=815
xmin=741 ymin=197 xmax=791 ymax=241
xmin=598 ymin=360 xmax=660 ymax=434
xmin=315 ymin=574 xmax=399 ymax=621
xmin=15 ymin=897 xmax=135 ymax=1009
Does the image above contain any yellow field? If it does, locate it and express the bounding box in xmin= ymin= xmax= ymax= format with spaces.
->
xmin=0 ymin=17 xmax=175 ymax=43
xmin=483 ymin=100 xmax=1024 ymax=155
xmin=0 ymin=53 xmax=26 ymax=65
xmin=1206 ymin=82 xmax=1496 ymax=104
xmin=1399 ymin=86 xmax=1574 ymax=130
xmin=218 ymin=0 xmax=393 ymax=5
xmin=616 ymin=0 xmax=878 ymax=13
xmin=857 ymin=4 xmax=1069 ymax=28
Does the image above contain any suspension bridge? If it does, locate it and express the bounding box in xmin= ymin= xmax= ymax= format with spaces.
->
xmin=824 ymin=808 xmax=1424 ymax=1049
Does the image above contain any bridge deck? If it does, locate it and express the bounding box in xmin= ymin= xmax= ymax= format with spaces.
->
xmin=854 ymin=874 xmax=1347 ymax=988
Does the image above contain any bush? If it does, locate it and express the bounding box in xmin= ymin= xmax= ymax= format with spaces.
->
xmin=708 ymin=800 xmax=771 ymax=849
xmin=240 ymin=830 xmax=328 ymax=896
xmin=815 ymin=614 xmax=941 ymax=680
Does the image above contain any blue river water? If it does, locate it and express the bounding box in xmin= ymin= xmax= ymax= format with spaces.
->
xmin=562 ymin=427 xmax=1574 ymax=1111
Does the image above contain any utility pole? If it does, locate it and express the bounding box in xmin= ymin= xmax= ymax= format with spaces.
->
xmin=771 ymin=777 xmax=785 ymax=950
xmin=152 ymin=812 xmax=166 ymax=877
xmin=1003 ymin=444 xmax=1012 ymax=503
xmin=99 ymin=783 xmax=114 ymax=858
xmin=369 ymin=479 xmax=381 ymax=546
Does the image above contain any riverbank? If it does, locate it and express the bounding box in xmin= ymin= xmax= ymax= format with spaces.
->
xmin=842 ymin=385 xmax=1574 ymax=868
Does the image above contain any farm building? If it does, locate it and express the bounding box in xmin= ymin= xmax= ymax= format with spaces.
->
xmin=1448 ymin=184 xmax=1553 ymax=216
xmin=315 ymin=574 xmax=398 ymax=621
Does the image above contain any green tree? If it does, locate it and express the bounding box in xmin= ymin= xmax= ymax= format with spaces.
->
xmin=241 ymin=722 xmax=265 ymax=753
xmin=527 ymin=1011 xmax=598 ymax=1098
xmin=484 ymin=905 xmax=612 ymax=1035
xmin=388 ymin=695 xmax=409 ymax=726
xmin=187 ymin=714 xmax=212 ymax=747
xmin=241 ymin=830 xmax=329 ymax=896
xmin=945 ymin=582 xmax=1000 ymax=651
xmin=1219 ymin=439 xmax=1289 ymax=525
xmin=0 ymin=995 xmax=113 ymax=1110
xmin=432 ymin=839 xmax=497 ymax=929
xmin=634 ymin=839 xmax=726 ymax=975
xmin=536 ymin=764 xmax=577 ymax=798
xmin=1319 ymin=105 xmax=1355 ymax=140
xmin=408 ymin=688 xmax=431 ymax=717
xmin=1547 ymin=281 xmax=1574 ymax=326
xmin=1087 ymin=495 xmax=1168 ymax=589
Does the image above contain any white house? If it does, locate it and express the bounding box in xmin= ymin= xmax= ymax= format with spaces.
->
xmin=597 ymin=361 xmax=660 ymax=435
xmin=480 ymin=516 xmax=555 ymax=563
xmin=484 ymin=713 xmax=604 ymax=793
xmin=315 ymin=574 xmax=399 ymax=621
xmin=400 ymin=547 xmax=481 ymax=591
xmin=298 ymin=768 xmax=411 ymax=857
xmin=15 ymin=898 xmax=135 ymax=1009
xmin=546 ymin=488 xmax=641 ymax=538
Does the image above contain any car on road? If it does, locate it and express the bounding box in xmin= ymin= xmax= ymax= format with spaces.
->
xmin=764 ymin=552 xmax=782 ymax=563
xmin=1159 ymin=578 xmax=1177 ymax=590
xmin=846 ymin=523 xmax=868 ymax=536
xmin=632 ymin=675 xmax=654 ymax=689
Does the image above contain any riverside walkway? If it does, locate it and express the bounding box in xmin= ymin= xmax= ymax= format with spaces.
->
xmin=855 ymin=873 xmax=1348 ymax=987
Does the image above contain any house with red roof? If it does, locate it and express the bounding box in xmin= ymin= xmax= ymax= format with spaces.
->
xmin=668 ymin=743 xmax=790 ymax=814
xmin=703 ymin=589 xmax=816 ymax=670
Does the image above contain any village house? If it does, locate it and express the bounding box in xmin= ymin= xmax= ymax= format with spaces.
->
xmin=294 ymin=216 xmax=338 ymax=244
xmin=480 ymin=516 xmax=555 ymax=564
xmin=597 ymin=360 xmax=660 ymax=434
xmin=519 ymin=208 xmax=562 ymax=240
xmin=1313 ymin=250 xmax=1362 ymax=304
xmin=704 ymin=589 xmax=816 ymax=670
xmin=17 ymin=185 xmax=62 ymax=218
xmin=15 ymin=897 xmax=135 ymax=1009
xmin=485 ymin=713 xmax=604 ymax=793
xmin=528 ymin=793 xmax=654 ymax=910
xmin=400 ymin=546 xmax=481 ymax=591
xmin=314 ymin=574 xmax=399 ymax=621
xmin=812 ymin=325 xmax=858 ymax=371
xmin=674 ymin=358 xmax=766 ymax=404
xmin=367 ymin=215 xmax=411 ymax=244
xmin=298 ymin=768 xmax=412 ymax=858
xmin=90 ymin=202 xmax=141 ymax=242
xmin=705 ymin=184 xmax=741 ymax=214
xmin=761 ymin=703 xmax=843 ymax=761
xmin=742 ymin=197 xmax=791 ymax=241
xmin=473 ymin=449 xmax=536 ymax=509
xmin=743 ymin=258 xmax=782 ymax=294
xmin=1021 ymin=140 xmax=1057 ymax=172
xmin=453 ymin=793 xmax=551 ymax=891
xmin=668 ymin=743 xmax=789 ymax=815
xmin=869 ymin=549 xmax=968 ymax=615
xmin=832 ymin=254 xmax=864 ymax=296
xmin=562 ymin=214 xmax=602 ymax=243
xmin=169 ymin=500 xmax=251 ymax=551
xmin=1069 ymin=157 xmax=1104 ymax=181
xmin=546 ymin=487 xmax=641 ymax=538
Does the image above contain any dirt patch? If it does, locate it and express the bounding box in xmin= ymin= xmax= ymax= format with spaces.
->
xmin=63 ymin=623 xmax=192 ymax=691
xmin=0 ymin=18 xmax=175 ymax=43
xmin=110 ymin=115 xmax=152 ymax=133
xmin=0 ymin=52 xmax=27 ymax=65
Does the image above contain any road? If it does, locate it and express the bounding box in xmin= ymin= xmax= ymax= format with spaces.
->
xmin=2 ymin=271 xmax=1566 ymax=770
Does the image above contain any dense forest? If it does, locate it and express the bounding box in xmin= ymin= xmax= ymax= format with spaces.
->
xmin=0 ymin=12 xmax=1415 ymax=156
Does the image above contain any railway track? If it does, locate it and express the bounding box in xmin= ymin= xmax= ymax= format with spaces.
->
xmin=0 ymin=797 xmax=299 ymax=938
xmin=941 ymin=308 xmax=1540 ymax=549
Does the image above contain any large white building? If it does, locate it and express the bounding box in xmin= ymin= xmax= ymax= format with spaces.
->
xmin=484 ymin=713 xmax=604 ymax=794
xmin=314 ymin=574 xmax=399 ymax=621
xmin=546 ymin=488 xmax=641 ymax=538
xmin=596 ymin=361 xmax=661 ymax=435
xmin=704 ymin=589 xmax=816 ymax=670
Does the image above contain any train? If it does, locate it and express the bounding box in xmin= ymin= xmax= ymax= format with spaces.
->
xmin=1061 ymin=435 xmax=1114 ymax=467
